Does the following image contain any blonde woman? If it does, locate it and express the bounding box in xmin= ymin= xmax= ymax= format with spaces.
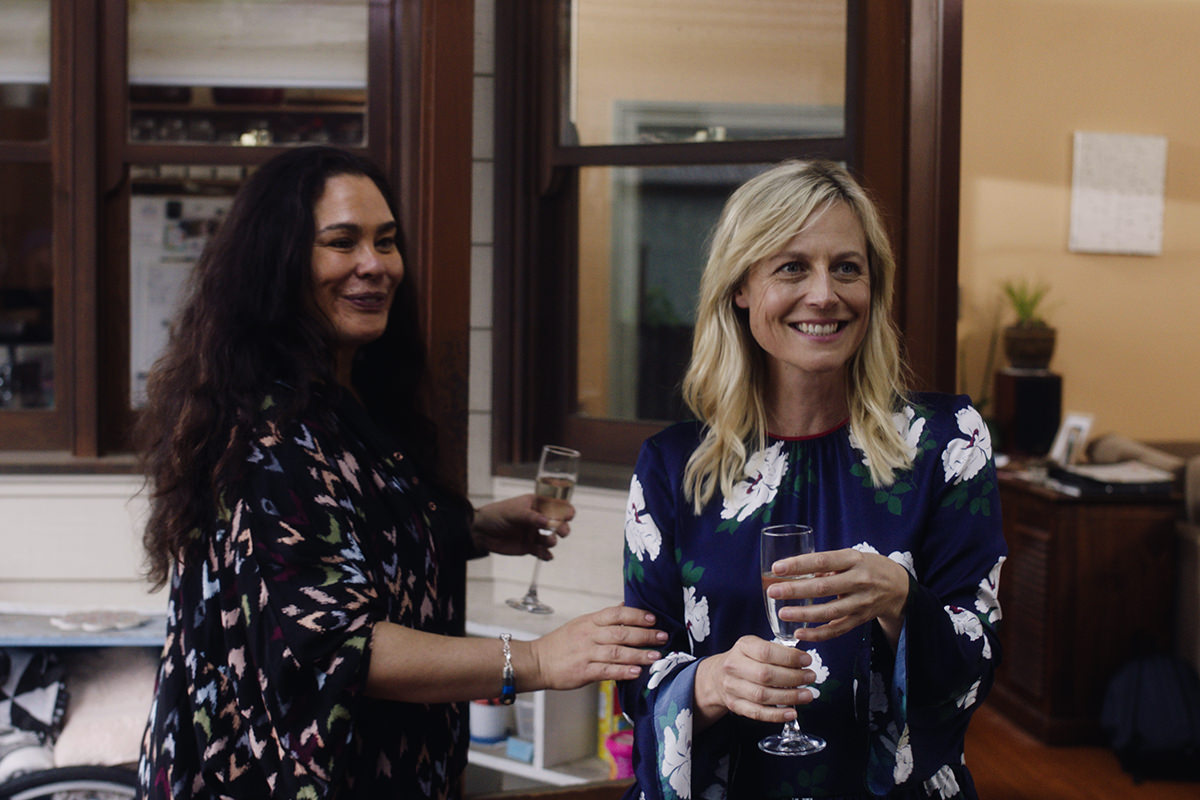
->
xmin=620 ymin=160 xmax=1005 ymax=800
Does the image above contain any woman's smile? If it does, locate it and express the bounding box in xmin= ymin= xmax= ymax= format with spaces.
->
xmin=734 ymin=200 xmax=872 ymax=390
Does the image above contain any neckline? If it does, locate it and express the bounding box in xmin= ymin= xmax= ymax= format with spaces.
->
xmin=767 ymin=417 xmax=850 ymax=441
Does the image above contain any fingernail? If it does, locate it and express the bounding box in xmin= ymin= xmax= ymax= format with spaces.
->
xmin=644 ymin=613 xmax=656 ymax=623
xmin=655 ymin=631 xmax=669 ymax=642
xmin=628 ymin=666 xmax=642 ymax=676
xmin=646 ymin=650 xmax=661 ymax=660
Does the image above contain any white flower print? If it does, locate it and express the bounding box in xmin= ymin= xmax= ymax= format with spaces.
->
xmin=648 ymin=652 xmax=696 ymax=690
xmin=974 ymin=557 xmax=1005 ymax=625
xmin=895 ymin=405 xmax=926 ymax=460
xmin=625 ymin=475 xmax=663 ymax=563
xmin=720 ymin=441 xmax=787 ymax=522
xmin=889 ymin=549 xmax=916 ymax=578
xmin=684 ymin=586 xmax=711 ymax=646
xmin=803 ymin=647 xmax=830 ymax=700
xmin=947 ymin=606 xmax=984 ymax=642
xmin=661 ymin=707 xmax=693 ymax=799
xmin=850 ymin=405 xmax=926 ymax=468
xmin=923 ymin=764 xmax=961 ymax=799
xmin=956 ymin=679 xmax=981 ymax=710
xmin=893 ymin=723 xmax=914 ymax=784
xmin=942 ymin=406 xmax=992 ymax=485
xmin=853 ymin=542 xmax=918 ymax=580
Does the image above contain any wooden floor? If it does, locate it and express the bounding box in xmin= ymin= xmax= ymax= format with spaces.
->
xmin=966 ymin=703 xmax=1199 ymax=800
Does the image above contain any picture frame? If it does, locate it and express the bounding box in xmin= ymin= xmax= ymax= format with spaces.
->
xmin=1048 ymin=411 xmax=1094 ymax=465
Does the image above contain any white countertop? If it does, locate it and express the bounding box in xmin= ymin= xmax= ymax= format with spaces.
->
xmin=465 ymin=578 xmax=623 ymax=641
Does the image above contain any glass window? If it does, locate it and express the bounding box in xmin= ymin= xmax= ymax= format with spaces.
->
xmin=576 ymin=164 xmax=771 ymax=423
xmin=127 ymin=0 xmax=368 ymax=146
xmin=0 ymin=0 xmax=50 ymax=142
xmin=128 ymin=164 xmax=244 ymax=407
xmin=564 ymin=0 xmax=846 ymax=147
xmin=0 ymin=163 xmax=53 ymax=409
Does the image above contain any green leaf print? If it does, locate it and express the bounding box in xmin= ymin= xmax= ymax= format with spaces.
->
xmin=624 ymin=558 xmax=645 ymax=584
xmin=327 ymin=703 xmax=351 ymax=729
xmin=716 ymin=515 xmax=741 ymax=534
xmin=681 ymin=560 xmax=705 ymax=587
xmin=321 ymin=516 xmax=343 ymax=545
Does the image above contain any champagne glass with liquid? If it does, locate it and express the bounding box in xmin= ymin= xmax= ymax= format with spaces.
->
xmin=758 ymin=523 xmax=827 ymax=756
xmin=506 ymin=445 xmax=580 ymax=614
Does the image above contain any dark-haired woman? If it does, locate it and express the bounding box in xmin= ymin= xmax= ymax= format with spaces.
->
xmin=135 ymin=146 xmax=664 ymax=799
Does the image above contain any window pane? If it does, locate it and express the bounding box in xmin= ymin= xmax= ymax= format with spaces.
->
xmin=0 ymin=0 xmax=50 ymax=142
xmin=127 ymin=0 xmax=367 ymax=146
xmin=0 ymin=162 xmax=53 ymax=409
xmin=129 ymin=165 xmax=242 ymax=407
xmin=564 ymin=0 xmax=846 ymax=147
xmin=575 ymin=164 xmax=770 ymax=423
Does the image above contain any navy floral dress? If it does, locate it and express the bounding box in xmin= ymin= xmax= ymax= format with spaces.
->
xmin=620 ymin=393 xmax=1006 ymax=800
xmin=137 ymin=386 xmax=477 ymax=799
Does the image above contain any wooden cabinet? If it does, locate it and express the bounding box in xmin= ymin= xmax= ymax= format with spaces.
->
xmin=991 ymin=473 xmax=1179 ymax=744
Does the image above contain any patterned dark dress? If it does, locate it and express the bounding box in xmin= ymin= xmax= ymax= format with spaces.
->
xmin=137 ymin=386 xmax=477 ymax=799
xmin=620 ymin=393 xmax=1007 ymax=800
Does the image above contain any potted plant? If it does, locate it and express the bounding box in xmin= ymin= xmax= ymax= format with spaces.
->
xmin=1001 ymin=279 xmax=1056 ymax=370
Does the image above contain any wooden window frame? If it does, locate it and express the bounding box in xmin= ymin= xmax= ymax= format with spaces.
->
xmin=492 ymin=0 xmax=962 ymax=474
xmin=0 ymin=0 xmax=474 ymax=493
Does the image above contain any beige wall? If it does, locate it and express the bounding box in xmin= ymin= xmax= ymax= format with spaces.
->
xmin=958 ymin=0 xmax=1200 ymax=443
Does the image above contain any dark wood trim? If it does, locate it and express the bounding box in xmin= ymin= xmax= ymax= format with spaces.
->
xmin=549 ymin=138 xmax=850 ymax=168
xmin=96 ymin=0 xmax=131 ymax=453
xmin=1 ymin=0 xmax=468 ymax=467
xmin=69 ymin=0 xmax=101 ymax=454
xmin=366 ymin=0 xmax=393 ymax=170
xmin=403 ymin=0 xmax=474 ymax=493
xmin=853 ymin=0 xmax=909 ymax=292
xmin=562 ymin=417 xmax=667 ymax=471
xmin=493 ymin=0 xmax=555 ymax=468
xmin=902 ymin=0 xmax=962 ymax=392
xmin=853 ymin=0 xmax=961 ymax=394
xmin=0 ymin=0 xmax=78 ymax=450
xmin=0 ymin=143 xmax=50 ymax=161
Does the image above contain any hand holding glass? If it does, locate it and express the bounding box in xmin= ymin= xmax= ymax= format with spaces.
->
xmin=758 ymin=523 xmax=827 ymax=756
xmin=506 ymin=445 xmax=580 ymax=614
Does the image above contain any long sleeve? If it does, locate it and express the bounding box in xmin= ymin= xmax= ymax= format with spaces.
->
xmin=615 ymin=396 xmax=1006 ymax=800
xmin=139 ymin=389 xmax=468 ymax=799
xmin=619 ymin=429 xmax=721 ymax=800
xmin=869 ymin=402 xmax=1006 ymax=797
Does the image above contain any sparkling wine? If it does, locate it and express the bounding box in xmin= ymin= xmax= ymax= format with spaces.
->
xmin=761 ymin=572 xmax=812 ymax=642
xmin=534 ymin=474 xmax=575 ymax=524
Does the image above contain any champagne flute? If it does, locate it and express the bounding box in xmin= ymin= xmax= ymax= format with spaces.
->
xmin=758 ymin=522 xmax=827 ymax=756
xmin=506 ymin=445 xmax=580 ymax=614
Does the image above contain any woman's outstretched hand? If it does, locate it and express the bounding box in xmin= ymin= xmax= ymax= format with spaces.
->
xmin=471 ymin=494 xmax=574 ymax=560
xmin=525 ymin=605 xmax=667 ymax=691
xmin=692 ymin=635 xmax=817 ymax=731
xmin=767 ymin=547 xmax=911 ymax=646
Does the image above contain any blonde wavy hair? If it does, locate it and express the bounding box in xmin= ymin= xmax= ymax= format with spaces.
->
xmin=681 ymin=159 xmax=913 ymax=513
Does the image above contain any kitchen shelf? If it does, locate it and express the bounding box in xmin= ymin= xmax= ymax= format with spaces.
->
xmin=465 ymin=578 xmax=622 ymax=788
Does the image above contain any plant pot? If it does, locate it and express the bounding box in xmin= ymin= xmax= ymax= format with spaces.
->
xmin=1003 ymin=324 xmax=1056 ymax=370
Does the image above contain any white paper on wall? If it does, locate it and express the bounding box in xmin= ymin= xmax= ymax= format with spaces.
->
xmin=1069 ymin=131 xmax=1167 ymax=256
xmin=129 ymin=194 xmax=233 ymax=408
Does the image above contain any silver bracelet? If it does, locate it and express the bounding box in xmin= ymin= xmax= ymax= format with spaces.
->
xmin=499 ymin=633 xmax=516 ymax=705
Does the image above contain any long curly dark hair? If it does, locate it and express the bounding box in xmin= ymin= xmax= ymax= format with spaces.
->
xmin=136 ymin=146 xmax=436 ymax=590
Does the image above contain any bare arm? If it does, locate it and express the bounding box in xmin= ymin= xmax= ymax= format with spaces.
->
xmin=365 ymin=605 xmax=667 ymax=704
